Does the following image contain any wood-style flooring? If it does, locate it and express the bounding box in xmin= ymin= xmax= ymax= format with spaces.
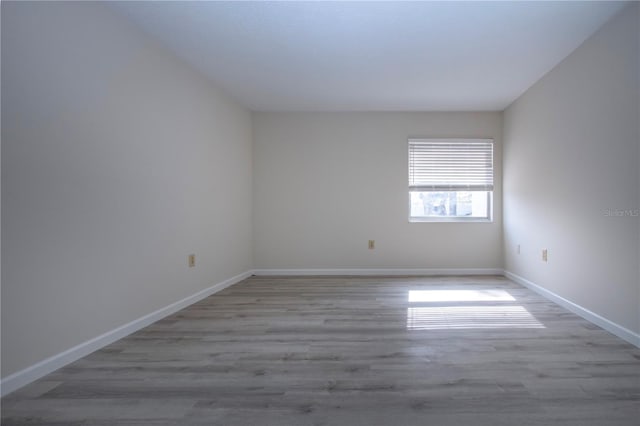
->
xmin=2 ymin=275 xmax=639 ymax=425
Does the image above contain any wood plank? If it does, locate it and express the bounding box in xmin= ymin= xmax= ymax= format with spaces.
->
xmin=2 ymin=276 xmax=639 ymax=425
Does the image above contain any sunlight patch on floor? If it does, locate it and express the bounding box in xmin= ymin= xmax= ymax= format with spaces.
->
xmin=407 ymin=305 xmax=545 ymax=330
xmin=408 ymin=289 xmax=516 ymax=303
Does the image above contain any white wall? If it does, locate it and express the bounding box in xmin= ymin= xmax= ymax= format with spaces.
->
xmin=253 ymin=112 xmax=502 ymax=271
xmin=503 ymin=4 xmax=640 ymax=334
xmin=1 ymin=2 xmax=253 ymax=378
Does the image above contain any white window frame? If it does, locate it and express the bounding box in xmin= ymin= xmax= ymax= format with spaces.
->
xmin=408 ymin=138 xmax=494 ymax=223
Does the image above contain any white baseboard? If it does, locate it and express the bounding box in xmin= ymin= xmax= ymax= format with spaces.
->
xmin=504 ymin=270 xmax=640 ymax=348
xmin=0 ymin=270 xmax=253 ymax=397
xmin=252 ymin=268 xmax=503 ymax=276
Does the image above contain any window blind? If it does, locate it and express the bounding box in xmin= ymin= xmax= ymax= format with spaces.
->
xmin=408 ymin=139 xmax=494 ymax=191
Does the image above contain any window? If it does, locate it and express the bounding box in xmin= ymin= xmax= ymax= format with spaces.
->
xmin=408 ymin=139 xmax=493 ymax=221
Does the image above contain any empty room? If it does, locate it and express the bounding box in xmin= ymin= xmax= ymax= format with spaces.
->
xmin=1 ymin=1 xmax=639 ymax=425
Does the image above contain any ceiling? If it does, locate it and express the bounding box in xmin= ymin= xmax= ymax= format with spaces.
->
xmin=110 ymin=1 xmax=627 ymax=112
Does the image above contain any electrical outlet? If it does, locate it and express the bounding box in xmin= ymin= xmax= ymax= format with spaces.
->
xmin=188 ymin=254 xmax=196 ymax=268
xmin=542 ymin=249 xmax=548 ymax=262
xmin=368 ymin=240 xmax=375 ymax=250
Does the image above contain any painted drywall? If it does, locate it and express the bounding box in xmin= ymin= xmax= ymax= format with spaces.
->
xmin=253 ymin=112 xmax=502 ymax=270
xmin=503 ymin=4 xmax=640 ymax=334
xmin=1 ymin=2 xmax=253 ymax=378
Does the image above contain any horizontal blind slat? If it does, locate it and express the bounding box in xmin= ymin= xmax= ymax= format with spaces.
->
xmin=408 ymin=139 xmax=494 ymax=189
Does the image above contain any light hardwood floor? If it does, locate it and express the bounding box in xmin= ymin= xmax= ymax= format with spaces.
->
xmin=2 ymin=275 xmax=639 ymax=425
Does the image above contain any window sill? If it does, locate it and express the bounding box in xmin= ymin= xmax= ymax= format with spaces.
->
xmin=409 ymin=217 xmax=493 ymax=223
